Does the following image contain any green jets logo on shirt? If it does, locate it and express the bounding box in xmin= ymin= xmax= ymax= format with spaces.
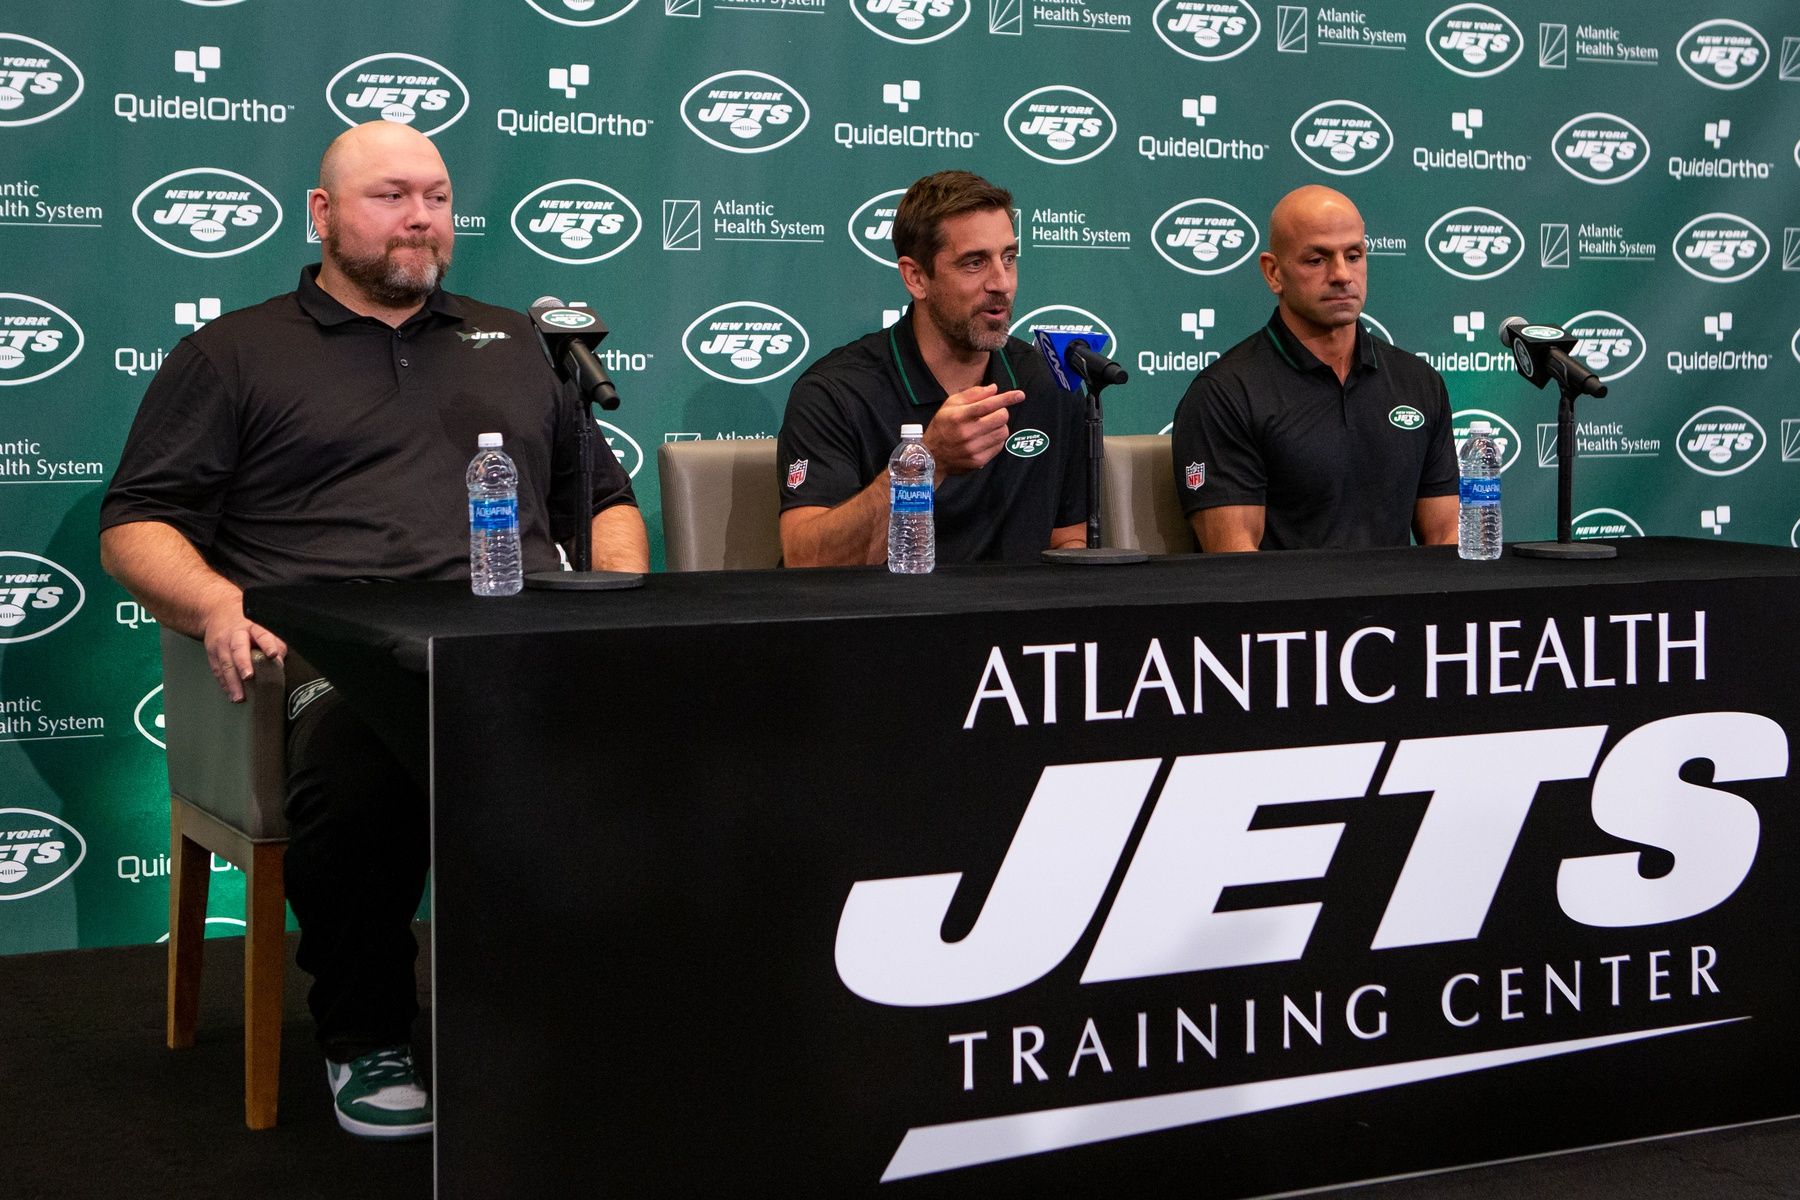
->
xmin=1388 ymin=406 xmax=1425 ymax=430
xmin=1006 ymin=429 xmax=1049 ymax=458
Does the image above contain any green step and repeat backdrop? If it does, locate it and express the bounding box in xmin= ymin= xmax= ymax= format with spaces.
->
xmin=3 ymin=0 xmax=1797 ymax=954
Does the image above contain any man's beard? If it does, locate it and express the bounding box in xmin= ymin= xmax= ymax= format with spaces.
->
xmin=326 ymin=233 xmax=450 ymax=308
xmin=926 ymin=298 xmax=1011 ymax=354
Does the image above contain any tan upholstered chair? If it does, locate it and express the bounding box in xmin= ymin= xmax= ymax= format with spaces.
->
xmin=657 ymin=438 xmax=782 ymax=570
xmin=161 ymin=627 xmax=292 ymax=1130
xmin=1101 ymin=434 xmax=1195 ymax=554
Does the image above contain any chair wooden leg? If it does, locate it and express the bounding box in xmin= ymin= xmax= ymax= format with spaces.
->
xmin=166 ymin=809 xmax=209 ymax=1052
xmin=243 ymin=842 xmax=286 ymax=1130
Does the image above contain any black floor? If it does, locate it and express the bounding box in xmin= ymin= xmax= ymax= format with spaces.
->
xmin=2 ymin=936 xmax=1798 ymax=1199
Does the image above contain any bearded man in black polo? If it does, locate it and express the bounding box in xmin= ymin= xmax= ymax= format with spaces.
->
xmin=1171 ymin=185 xmax=1459 ymax=552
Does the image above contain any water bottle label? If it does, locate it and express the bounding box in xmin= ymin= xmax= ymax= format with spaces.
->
xmin=470 ymin=496 xmax=518 ymax=530
xmin=1459 ymin=477 xmax=1501 ymax=506
xmin=891 ymin=481 xmax=933 ymax=514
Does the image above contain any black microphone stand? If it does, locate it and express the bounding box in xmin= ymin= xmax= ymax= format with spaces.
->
xmin=1513 ymin=372 xmax=1615 ymax=560
xmin=525 ymin=340 xmax=646 ymax=591
xmin=1042 ymin=359 xmax=1147 ymax=566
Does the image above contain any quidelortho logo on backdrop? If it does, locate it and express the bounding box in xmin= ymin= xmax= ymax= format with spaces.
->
xmin=0 ymin=34 xmax=83 ymax=127
xmin=0 ymin=551 xmax=84 ymax=643
xmin=1562 ymin=310 xmax=1647 ymax=382
xmin=1673 ymin=214 xmax=1768 ymax=283
xmin=1427 ymin=4 xmax=1522 ymax=76
xmin=1677 ymin=20 xmax=1768 ymax=90
xmin=0 ymin=295 xmax=83 ymax=386
xmin=681 ymin=70 xmax=808 ymax=153
xmin=1451 ymin=410 xmax=1521 ymax=471
xmin=510 ymin=180 xmax=642 ymax=264
xmin=1552 ymin=113 xmax=1649 ymax=184
xmin=682 ymin=302 xmax=810 ymax=385
xmin=523 ymin=0 xmax=639 ymax=26
xmin=850 ymin=0 xmax=970 ymax=44
xmin=1426 ymin=207 xmax=1523 ymax=280
xmin=849 ymin=189 xmax=906 ymax=267
xmin=1678 ymin=406 xmax=1765 ymax=476
xmin=1152 ymin=199 xmax=1259 ymax=276
xmin=131 ymin=169 xmax=281 ymax=258
xmin=1005 ymin=87 xmax=1116 ymax=165
xmin=326 ymin=53 xmax=468 ymax=135
xmin=1290 ymin=100 xmax=1393 ymax=175
xmin=0 ymin=809 xmax=86 ymax=901
xmin=1154 ymin=0 xmax=1261 ymax=61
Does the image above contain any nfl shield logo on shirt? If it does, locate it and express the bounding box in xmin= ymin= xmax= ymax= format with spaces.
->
xmin=1185 ymin=461 xmax=1206 ymax=490
xmin=787 ymin=458 xmax=809 ymax=489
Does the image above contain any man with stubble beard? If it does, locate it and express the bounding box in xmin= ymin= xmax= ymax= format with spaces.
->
xmin=100 ymin=121 xmax=647 ymax=1138
xmin=778 ymin=170 xmax=1088 ymax=565
xmin=1170 ymin=185 xmax=1458 ymax=552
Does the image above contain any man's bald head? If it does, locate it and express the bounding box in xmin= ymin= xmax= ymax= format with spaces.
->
xmin=1267 ymin=185 xmax=1363 ymax=259
xmin=317 ymin=120 xmax=448 ymax=195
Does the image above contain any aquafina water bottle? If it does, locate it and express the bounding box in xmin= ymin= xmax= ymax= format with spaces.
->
xmin=887 ymin=423 xmax=935 ymax=574
xmin=467 ymin=432 xmax=523 ymax=595
xmin=1457 ymin=421 xmax=1503 ymax=561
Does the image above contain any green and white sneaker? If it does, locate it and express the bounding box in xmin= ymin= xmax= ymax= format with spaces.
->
xmin=326 ymin=1046 xmax=434 ymax=1139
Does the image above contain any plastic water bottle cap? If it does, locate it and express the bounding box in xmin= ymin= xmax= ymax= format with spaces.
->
xmin=1468 ymin=421 xmax=1493 ymax=434
xmin=478 ymin=432 xmax=503 ymax=448
xmin=900 ymin=423 xmax=923 ymax=439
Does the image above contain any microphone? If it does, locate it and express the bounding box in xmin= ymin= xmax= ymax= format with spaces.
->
xmin=530 ymin=297 xmax=619 ymax=410
xmin=1031 ymin=327 xmax=1129 ymax=393
xmin=1498 ymin=316 xmax=1607 ymax=398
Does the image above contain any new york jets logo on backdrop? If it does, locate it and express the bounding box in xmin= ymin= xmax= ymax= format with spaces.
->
xmin=1359 ymin=313 xmax=1395 ymax=344
xmin=1290 ymin=100 xmax=1393 ymax=175
xmin=510 ymin=180 xmax=642 ymax=264
xmin=1427 ymin=4 xmax=1522 ymax=76
xmin=134 ymin=686 xmax=166 ymax=749
xmin=851 ymin=0 xmax=970 ymax=44
xmin=682 ymin=302 xmax=810 ymax=385
xmin=132 ymin=168 xmax=281 ymax=259
xmin=0 ymin=295 xmax=83 ymax=387
xmin=681 ymin=71 xmax=809 ymax=154
xmin=1677 ymin=406 xmax=1765 ymax=476
xmin=0 ymin=809 xmax=86 ymax=901
xmin=1153 ymin=0 xmax=1261 ymax=62
xmin=1010 ymin=306 xmax=1119 ymax=366
xmin=1552 ymin=113 xmax=1649 ymax=185
xmin=1562 ymin=311 xmax=1646 ymax=382
xmin=0 ymin=34 xmax=84 ymax=127
xmin=597 ymin=420 xmax=643 ymax=479
xmin=326 ymin=53 xmax=468 ymax=136
xmin=0 ymin=552 xmax=85 ymax=644
xmin=1673 ymin=213 xmax=1767 ymax=283
xmin=523 ymin=0 xmax=640 ymax=26
xmin=1677 ymin=19 xmax=1768 ymax=90
xmin=1426 ymin=206 xmax=1523 ymax=280
xmin=1152 ymin=199 xmax=1259 ymax=276
xmin=1005 ymin=87 xmax=1116 ymax=166
xmin=848 ymin=189 xmax=906 ymax=267
xmin=1572 ymin=508 xmax=1645 ymax=540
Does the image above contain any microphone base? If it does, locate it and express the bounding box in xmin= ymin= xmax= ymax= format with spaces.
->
xmin=1511 ymin=541 xmax=1616 ymax=561
xmin=1041 ymin=547 xmax=1150 ymax=566
xmin=523 ymin=570 xmax=646 ymax=591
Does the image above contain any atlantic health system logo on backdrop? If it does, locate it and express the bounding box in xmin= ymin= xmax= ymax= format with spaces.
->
xmin=1152 ymin=199 xmax=1259 ymax=276
xmin=1290 ymin=100 xmax=1393 ymax=175
xmin=131 ymin=169 xmax=281 ymax=259
xmin=1673 ymin=213 xmax=1768 ymax=283
xmin=1426 ymin=4 xmax=1522 ymax=76
xmin=851 ymin=0 xmax=971 ymax=45
xmin=682 ymin=71 xmax=809 ymax=153
xmin=510 ymin=180 xmax=642 ymax=264
xmin=1426 ymin=207 xmax=1523 ymax=280
xmin=0 ymin=34 xmax=84 ymax=127
xmin=682 ymin=302 xmax=810 ymax=385
xmin=326 ymin=53 xmax=469 ymax=136
xmin=1676 ymin=20 xmax=1769 ymax=90
xmin=1005 ymin=87 xmax=1116 ymax=166
xmin=1154 ymin=1 xmax=1261 ymax=62
xmin=0 ymin=295 xmax=83 ymax=387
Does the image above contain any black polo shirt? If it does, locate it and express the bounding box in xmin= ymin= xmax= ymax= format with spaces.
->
xmin=777 ymin=308 xmax=1087 ymax=563
xmin=1171 ymin=307 xmax=1457 ymax=550
xmin=101 ymin=265 xmax=636 ymax=587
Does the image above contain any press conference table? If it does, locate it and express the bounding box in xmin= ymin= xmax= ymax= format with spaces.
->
xmin=248 ymin=540 xmax=1800 ymax=1199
